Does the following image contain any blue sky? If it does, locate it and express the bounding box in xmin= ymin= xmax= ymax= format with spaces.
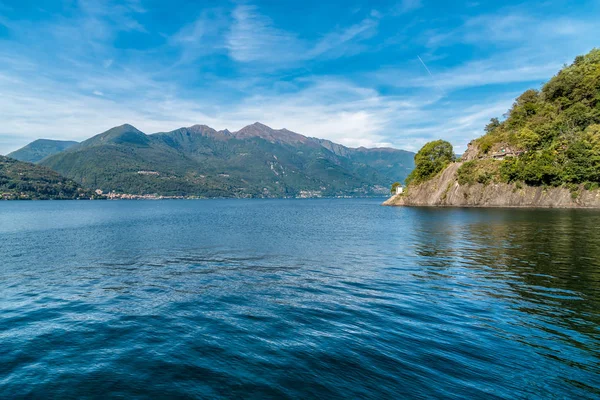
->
xmin=1 ymin=0 xmax=599 ymax=154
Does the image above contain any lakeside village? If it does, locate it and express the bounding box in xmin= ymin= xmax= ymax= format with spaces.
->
xmin=1 ymin=188 xmax=382 ymax=200
xmin=94 ymin=189 xmax=366 ymax=200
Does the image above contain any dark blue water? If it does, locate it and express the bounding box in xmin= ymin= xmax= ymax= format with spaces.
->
xmin=1 ymin=199 xmax=599 ymax=399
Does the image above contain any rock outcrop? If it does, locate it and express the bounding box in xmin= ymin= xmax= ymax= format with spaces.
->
xmin=385 ymin=49 xmax=600 ymax=208
xmin=383 ymin=160 xmax=600 ymax=208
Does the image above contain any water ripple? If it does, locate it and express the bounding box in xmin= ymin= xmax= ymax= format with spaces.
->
xmin=1 ymin=200 xmax=599 ymax=398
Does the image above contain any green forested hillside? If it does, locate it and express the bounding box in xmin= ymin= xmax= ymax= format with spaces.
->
xmin=7 ymin=139 xmax=78 ymax=163
xmin=0 ymin=156 xmax=97 ymax=200
xmin=346 ymin=147 xmax=416 ymax=183
xmin=37 ymin=123 xmax=414 ymax=197
xmin=459 ymin=49 xmax=600 ymax=188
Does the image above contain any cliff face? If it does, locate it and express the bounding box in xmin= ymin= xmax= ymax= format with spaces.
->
xmin=386 ymin=50 xmax=600 ymax=209
xmin=384 ymin=161 xmax=600 ymax=208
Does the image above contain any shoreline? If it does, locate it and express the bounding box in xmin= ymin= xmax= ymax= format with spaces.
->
xmin=382 ymin=195 xmax=600 ymax=209
xmin=1 ymin=195 xmax=391 ymax=201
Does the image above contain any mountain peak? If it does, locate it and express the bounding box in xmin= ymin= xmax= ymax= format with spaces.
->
xmin=100 ymin=124 xmax=146 ymax=139
xmin=233 ymin=122 xmax=308 ymax=145
xmin=79 ymin=124 xmax=149 ymax=148
xmin=187 ymin=124 xmax=218 ymax=134
xmin=113 ymin=123 xmax=142 ymax=132
xmin=7 ymin=139 xmax=79 ymax=163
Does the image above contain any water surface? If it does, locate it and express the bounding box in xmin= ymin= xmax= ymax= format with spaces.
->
xmin=1 ymin=199 xmax=599 ymax=398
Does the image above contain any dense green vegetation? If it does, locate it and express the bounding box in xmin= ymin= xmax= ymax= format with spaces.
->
xmin=8 ymin=139 xmax=78 ymax=163
xmin=463 ymin=49 xmax=600 ymax=187
xmin=0 ymin=156 xmax=98 ymax=200
xmin=404 ymin=49 xmax=600 ymax=191
xmin=35 ymin=123 xmax=414 ymax=197
xmin=345 ymin=148 xmax=415 ymax=185
xmin=457 ymin=159 xmax=498 ymax=186
xmin=405 ymin=140 xmax=455 ymax=185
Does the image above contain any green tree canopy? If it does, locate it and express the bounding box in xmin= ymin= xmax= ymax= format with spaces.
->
xmin=485 ymin=118 xmax=501 ymax=133
xmin=469 ymin=48 xmax=600 ymax=187
xmin=406 ymin=140 xmax=455 ymax=185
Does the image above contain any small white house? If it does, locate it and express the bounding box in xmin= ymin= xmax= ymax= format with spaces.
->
xmin=395 ymin=186 xmax=404 ymax=195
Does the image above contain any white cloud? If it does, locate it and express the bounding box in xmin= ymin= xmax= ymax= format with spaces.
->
xmin=392 ymin=0 xmax=423 ymax=15
xmin=309 ymin=16 xmax=379 ymax=59
xmin=169 ymin=9 xmax=229 ymax=64
xmin=0 ymin=0 xmax=147 ymax=69
xmin=378 ymin=58 xmax=561 ymax=91
xmin=0 ymin=1 xmax=596 ymax=158
xmin=0 ymin=62 xmax=509 ymax=155
xmin=226 ymin=5 xmax=302 ymax=63
xmin=375 ymin=9 xmax=600 ymax=94
xmin=426 ymin=11 xmax=600 ymax=49
xmin=225 ymin=4 xmax=379 ymax=65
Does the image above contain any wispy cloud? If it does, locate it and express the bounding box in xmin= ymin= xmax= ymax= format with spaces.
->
xmin=375 ymin=57 xmax=561 ymax=91
xmin=374 ymin=5 xmax=600 ymax=98
xmin=226 ymin=4 xmax=379 ymax=65
xmin=426 ymin=10 xmax=600 ymax=49
xmin=392 ymin=0 xmax=423 ymax=15
xmin=169 ymin=8 xmax=229 ymax=64
xmin=0 ymin=60 xmax=508 ymax=154
xmin=226 ymin=5 xmax=303 ymax=63
xmin=310 ymin=16 xmax=379 ymax=59
xmin=0 ymin=0 xmax=147 ymax=68
xmin=0 ymin=0 xmax=597 ymax=156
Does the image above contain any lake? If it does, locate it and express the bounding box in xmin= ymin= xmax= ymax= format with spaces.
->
xmin=1 ymin=199 xmax=599 ymax=398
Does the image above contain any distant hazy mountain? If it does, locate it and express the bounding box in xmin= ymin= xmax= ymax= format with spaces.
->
xmin=0 ymin=155 xmax=96 ymax=200
xmin=7 ymin=139 xmax=79 ymax=163
xmin=36 ymin=122 xmax=414 ymax=198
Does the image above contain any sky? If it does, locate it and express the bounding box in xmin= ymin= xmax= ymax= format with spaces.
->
xmin=0 ymin=0 xmax=599 ymax=155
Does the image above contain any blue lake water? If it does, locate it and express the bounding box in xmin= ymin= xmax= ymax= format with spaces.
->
xmin=1 ymin=199 xmax=599 ymax=398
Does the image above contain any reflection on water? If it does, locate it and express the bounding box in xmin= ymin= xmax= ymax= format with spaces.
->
xmin=0 ymin=200 xmax=599 ymax=398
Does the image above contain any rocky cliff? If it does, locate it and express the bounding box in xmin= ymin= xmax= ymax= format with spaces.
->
xmin=383 ymin=159 xmax=600 ymax=208
xmin=386 ymin=49 xmax=600 ymax=209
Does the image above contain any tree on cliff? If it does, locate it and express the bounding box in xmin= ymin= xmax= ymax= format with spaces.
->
xmin=405 ymin=140 xmax=455 ymax=185
xmin=472 ymin=48 xmax=600 ymax=187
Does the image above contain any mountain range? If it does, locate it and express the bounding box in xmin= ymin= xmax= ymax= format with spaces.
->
xmin=8 ymin=122 xmax=414 ymax=198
